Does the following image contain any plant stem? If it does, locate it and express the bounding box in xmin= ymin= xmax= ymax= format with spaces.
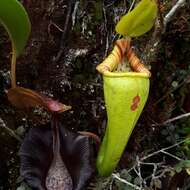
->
xmin=141 ymin=140 xmax=185 ymax=161
xmin=163 ymin=0 xmax=186 ymax=32
xmin=152 ymin=112 xmax=190 ymax=126
xmin=128 ymin=0 xmax=136 ymax=13
xmin=112 ymin=173 xmax=141 ymax=190
xmin=0 ymin=117 xmax=22 ymax=142
xmin=11 ymin=47 xmax=17 ymax=88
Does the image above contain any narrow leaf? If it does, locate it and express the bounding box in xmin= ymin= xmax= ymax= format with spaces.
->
xmin=115 ymin=0 xmax=157 ymax=37
xmin=0 ymin=0 xmax=31 ymax=57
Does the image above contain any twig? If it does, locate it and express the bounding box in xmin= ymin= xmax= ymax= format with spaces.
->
xmin=128 ymin=0 xmax=136 ymax=13
xmin=136 ymin=156 xmax=145 ymax=188
xmin=152 ymin=112 xmax=190 ymax=126
xmin=143 ymin=0 xmax=186 ymax=63
xmin=118 ymin=141 xmax=185 ymax=189
xmin=141 ymin=140 xmax=185 ymax=161
xmin=112 ymin=173 xmax=141 ymax=190
xmin=109 ymin=178 xmax=114 ymax=190
xmin=145 ymin=166 xmax=173 ymax=181
xmin=102 ymin=4 xmax=109 ymax=57
xmin=153 ymin=167 xmax=172 ymax=179
xmin=139 ymin=161 xmax=164 ymax=166
xmin=53 ymin=0 xmax=76 ymax=62
xmin=50 ymin=22 xmax=64 ymax=32
xmin=0 ymin=118 xmax=22 ymax=142
xmin=124 ymin=141 xmax=185 ymax=189
xmin=161 ymin=150 xmax=182 ymax=161
xmin=151 ymin=162 xmax=158 ymax=179
xmin=72 ymin=0 xmax=79 ymax=29
xmin=163 ymin=0 xmax=186 ymax=32
xmin=126 ymin=140 xmax=185 ymax=178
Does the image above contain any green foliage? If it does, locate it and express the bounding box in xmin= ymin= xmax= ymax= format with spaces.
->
xmin=0 ymin=0 xmax=30 ymax=87
xmin=115 ymin=0 xmax=157 ymax=37
xmin=175 ymin=160 xmax=190 ymax=173
xmin=160 ymin=122 xmax=190 ymax=176
xmin=0 ymin=0 xmax=31 ymax=57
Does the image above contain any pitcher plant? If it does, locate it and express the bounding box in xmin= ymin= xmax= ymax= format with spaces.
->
xmin=96 ymin=0 xmax=157 ymax=177
xmin=96 ymin=39 xmax=151 ymax=176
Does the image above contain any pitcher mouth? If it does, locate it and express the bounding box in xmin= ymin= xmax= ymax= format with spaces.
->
xmin=96 ymin=39 xmax=151 ymax=78
xmin=103 ymin=71 xmax=150 ymax=78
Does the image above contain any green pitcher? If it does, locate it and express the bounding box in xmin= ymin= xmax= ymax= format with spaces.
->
xmin=96 ymin=39 xmax=151 ymax=176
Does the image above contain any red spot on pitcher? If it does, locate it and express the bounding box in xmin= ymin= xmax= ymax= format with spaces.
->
xmin=131 ymin=95 xmax=140 ymax=111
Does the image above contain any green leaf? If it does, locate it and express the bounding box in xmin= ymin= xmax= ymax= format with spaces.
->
xmin=184 ymin=138 xmax=190 ymax=145
xmin=175 ymin=160 xmax=190 ymax=173
xmin=0 ymin=0 xmax=31 ymax=57
xmin=115 ymin=0 xmax=157 ymax=37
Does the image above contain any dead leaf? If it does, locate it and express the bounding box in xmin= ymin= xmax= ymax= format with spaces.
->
xmin=7 ymin=87 xmax=71 ymax=113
